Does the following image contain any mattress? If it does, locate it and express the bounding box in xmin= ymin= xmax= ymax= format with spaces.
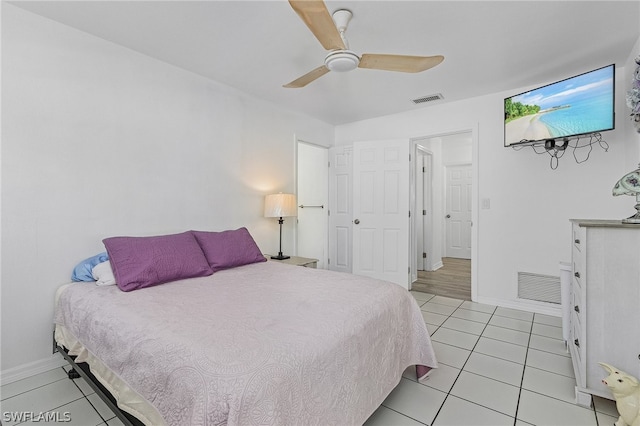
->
xmin=54 ymin=261 xmax=437 ymax=425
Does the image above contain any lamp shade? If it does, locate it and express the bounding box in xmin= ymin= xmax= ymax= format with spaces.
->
xmin=264 ymin=193 xmax=297 ymax=218
xmin=612 ymin=163 xmax=640 ymax=196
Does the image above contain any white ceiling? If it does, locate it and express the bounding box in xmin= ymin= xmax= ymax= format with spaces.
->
xmin=9 ymin=1 xmax=640 ymax=125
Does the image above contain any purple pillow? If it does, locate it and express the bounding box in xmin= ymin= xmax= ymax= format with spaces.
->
xmin=191 ymin=227 xmax=266 ymax=272
xmin=103 ymin=232 xmax=213 ymax=292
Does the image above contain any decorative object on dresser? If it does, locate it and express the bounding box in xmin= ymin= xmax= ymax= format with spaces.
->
xmin=613 ymin=163 xmax=640 ymax=223
xmin=566 ymin=220 xmax=640 ymax=408
xmin=627 ymin=54 xmax=640 ymax=133
xmin=264 ymin=192 xmax=297 ymax=260
xmin=599 ymin=363 xmax=640 ymax=426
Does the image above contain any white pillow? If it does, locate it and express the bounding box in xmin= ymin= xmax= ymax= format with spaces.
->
xmin=92 ymin=261 xmax=117 ymax=286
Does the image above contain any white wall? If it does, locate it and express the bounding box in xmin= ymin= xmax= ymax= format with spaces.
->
xmin=442 ymin=134 xmax=472 ymax=165
xmin=337 ymin=46 xmax=640 ymax=310
xmin=1 ymin=5 xmax=334 ymax=379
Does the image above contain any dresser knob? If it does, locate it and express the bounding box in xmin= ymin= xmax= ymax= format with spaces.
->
xmin=574 ymin=272 xmax=580 ymax=278
xmin=574 ymin=305 xmax=580 ymax=313
xmin=574 ymin=239 xmax=580 ymax=244
xmin=574 ymin=339 xmax=580 ymax=348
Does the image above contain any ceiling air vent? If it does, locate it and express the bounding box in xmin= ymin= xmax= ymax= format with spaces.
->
xmin=411 ymin=93 xmax=444 ymax=104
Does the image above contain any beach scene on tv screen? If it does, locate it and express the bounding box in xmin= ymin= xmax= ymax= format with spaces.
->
xmin=504 ymin=66 xmax=614 ymax=146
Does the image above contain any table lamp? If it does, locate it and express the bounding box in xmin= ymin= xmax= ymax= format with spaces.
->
xmin=612 ymin=163 xmax=640 ymax=224
xmin=264 ymin=193 xmax=297 ymax=259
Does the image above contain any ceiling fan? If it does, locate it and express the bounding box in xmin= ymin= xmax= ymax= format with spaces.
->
xmin=284 ymin=0 xmax=444 ymax=88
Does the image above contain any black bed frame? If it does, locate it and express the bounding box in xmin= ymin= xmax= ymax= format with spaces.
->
xmin=54 ymin=341 xmax=145 ymax=426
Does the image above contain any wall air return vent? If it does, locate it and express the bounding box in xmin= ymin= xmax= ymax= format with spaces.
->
xmin=517 ymin=272 xmax=561 ymax=304
xmin=411 ymin=93 xmax=444 ymax=104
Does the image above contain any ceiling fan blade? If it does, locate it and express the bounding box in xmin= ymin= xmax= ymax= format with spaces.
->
xmin=288 ymin=0 xmax=346 ymax=51
xmin=283 ymin=65 xmax=330 ymax=88
xmin=359 ymin=54 xmax=444 ymax=73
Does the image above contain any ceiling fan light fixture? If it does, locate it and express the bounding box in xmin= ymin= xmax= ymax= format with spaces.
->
xmin=324 ymin=50 xmax=360 ymax=72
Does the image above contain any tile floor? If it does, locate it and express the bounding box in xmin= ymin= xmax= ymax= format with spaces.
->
xmin=0 ymin=293 xmax=620 ymax=426
xmin=0 ymin=363 xmax=124 ymax=426
xmin=366 ymin=292 xmax=619 ymax=426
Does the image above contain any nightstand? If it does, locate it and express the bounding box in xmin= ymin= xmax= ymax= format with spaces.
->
xmin=267 ymin=255 xmax=318 ymax=268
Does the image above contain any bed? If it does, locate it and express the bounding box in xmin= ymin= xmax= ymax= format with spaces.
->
xmin=54 ymin=230 xmax=436 ymax=426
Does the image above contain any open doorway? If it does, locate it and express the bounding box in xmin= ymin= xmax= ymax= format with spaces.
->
xmin=411 ymin=131 xmax=473 ymax=300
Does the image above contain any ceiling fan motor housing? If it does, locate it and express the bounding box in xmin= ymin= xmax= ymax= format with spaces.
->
xmin=324 ymin=10 xmax=358 ymax=72
xmin=325 ymin=50 xmax=360 ymax=72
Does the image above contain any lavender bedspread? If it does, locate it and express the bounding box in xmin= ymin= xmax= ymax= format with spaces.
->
xmin=55 ymin=261 xmax=437 ymax=425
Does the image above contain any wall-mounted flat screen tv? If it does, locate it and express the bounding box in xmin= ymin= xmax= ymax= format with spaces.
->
xmin=504 ymin=64 xmax=615 ymax=147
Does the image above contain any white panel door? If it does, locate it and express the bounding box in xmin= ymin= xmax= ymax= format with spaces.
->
xmin=445 ymin=164 xmax=472 ymax=259
xmin=297 ymin=142 xmax=328 ymax=268
xmin=328 ymin=146 xmax=352 ymax=273
xmin=352 ymin=140 xmax=409 ymax=288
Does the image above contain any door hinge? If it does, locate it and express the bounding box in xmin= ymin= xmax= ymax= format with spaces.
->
xmin=408 ymin=211 xmax=411 ymax=218
xmin=328 ymin=209 xmax=330 ymax=216
xmin=422 ymin=252 xmax=427 ymax=259
xmin=328 ymin=258 xmax=330 ymax=265
xmin=422 ymin=209 xmax=426 ymax=216
xmin=408 ymin=266 xmax=411 ymax=273
xmin=409 ymin=153 xmax=411 ymax=161
xmin=328 ymin=161 xmax=331 ymax=168
xmin=422 ymin=166 xmax=425 ymax=173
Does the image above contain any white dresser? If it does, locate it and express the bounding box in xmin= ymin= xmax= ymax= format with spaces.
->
xmin=568 ymin=219 xmax=640 ymax=407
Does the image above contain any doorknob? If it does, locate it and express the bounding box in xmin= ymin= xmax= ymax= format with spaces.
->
xmin=354 ymin=219 xmax=360 ymax=225
xmin=445 ymin=214 xmax=451 ymax=219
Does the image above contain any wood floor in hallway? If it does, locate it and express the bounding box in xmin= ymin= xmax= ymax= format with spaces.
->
xmin=412 ymin=257 xmax=471 ymax=301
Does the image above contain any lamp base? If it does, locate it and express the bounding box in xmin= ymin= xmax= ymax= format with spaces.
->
xmin=622 ymin=218 xmax=640 ymax=224
xmin=271 ymin=254 xmax=291 ymax=260
xmin=622 ymin=215 xmax=640 ymax=224
xmin=623 ymin=202 xmax=640 ymax=224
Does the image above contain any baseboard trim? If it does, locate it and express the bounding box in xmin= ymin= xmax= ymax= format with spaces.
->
xmin=1 ymin=353 xmax=67 ymax=385
xmin=475 ymin=296 xmax=562 ymax=317
xmin=430 ymin=261 xmax=444 ymax=271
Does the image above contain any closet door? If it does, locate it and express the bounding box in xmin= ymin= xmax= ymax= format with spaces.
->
xmin=352 ymin=140 xmax=410 ymax=289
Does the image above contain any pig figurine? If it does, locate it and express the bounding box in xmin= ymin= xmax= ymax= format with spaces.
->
xmin=599 ymin=362 xmax=640 ymax=426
